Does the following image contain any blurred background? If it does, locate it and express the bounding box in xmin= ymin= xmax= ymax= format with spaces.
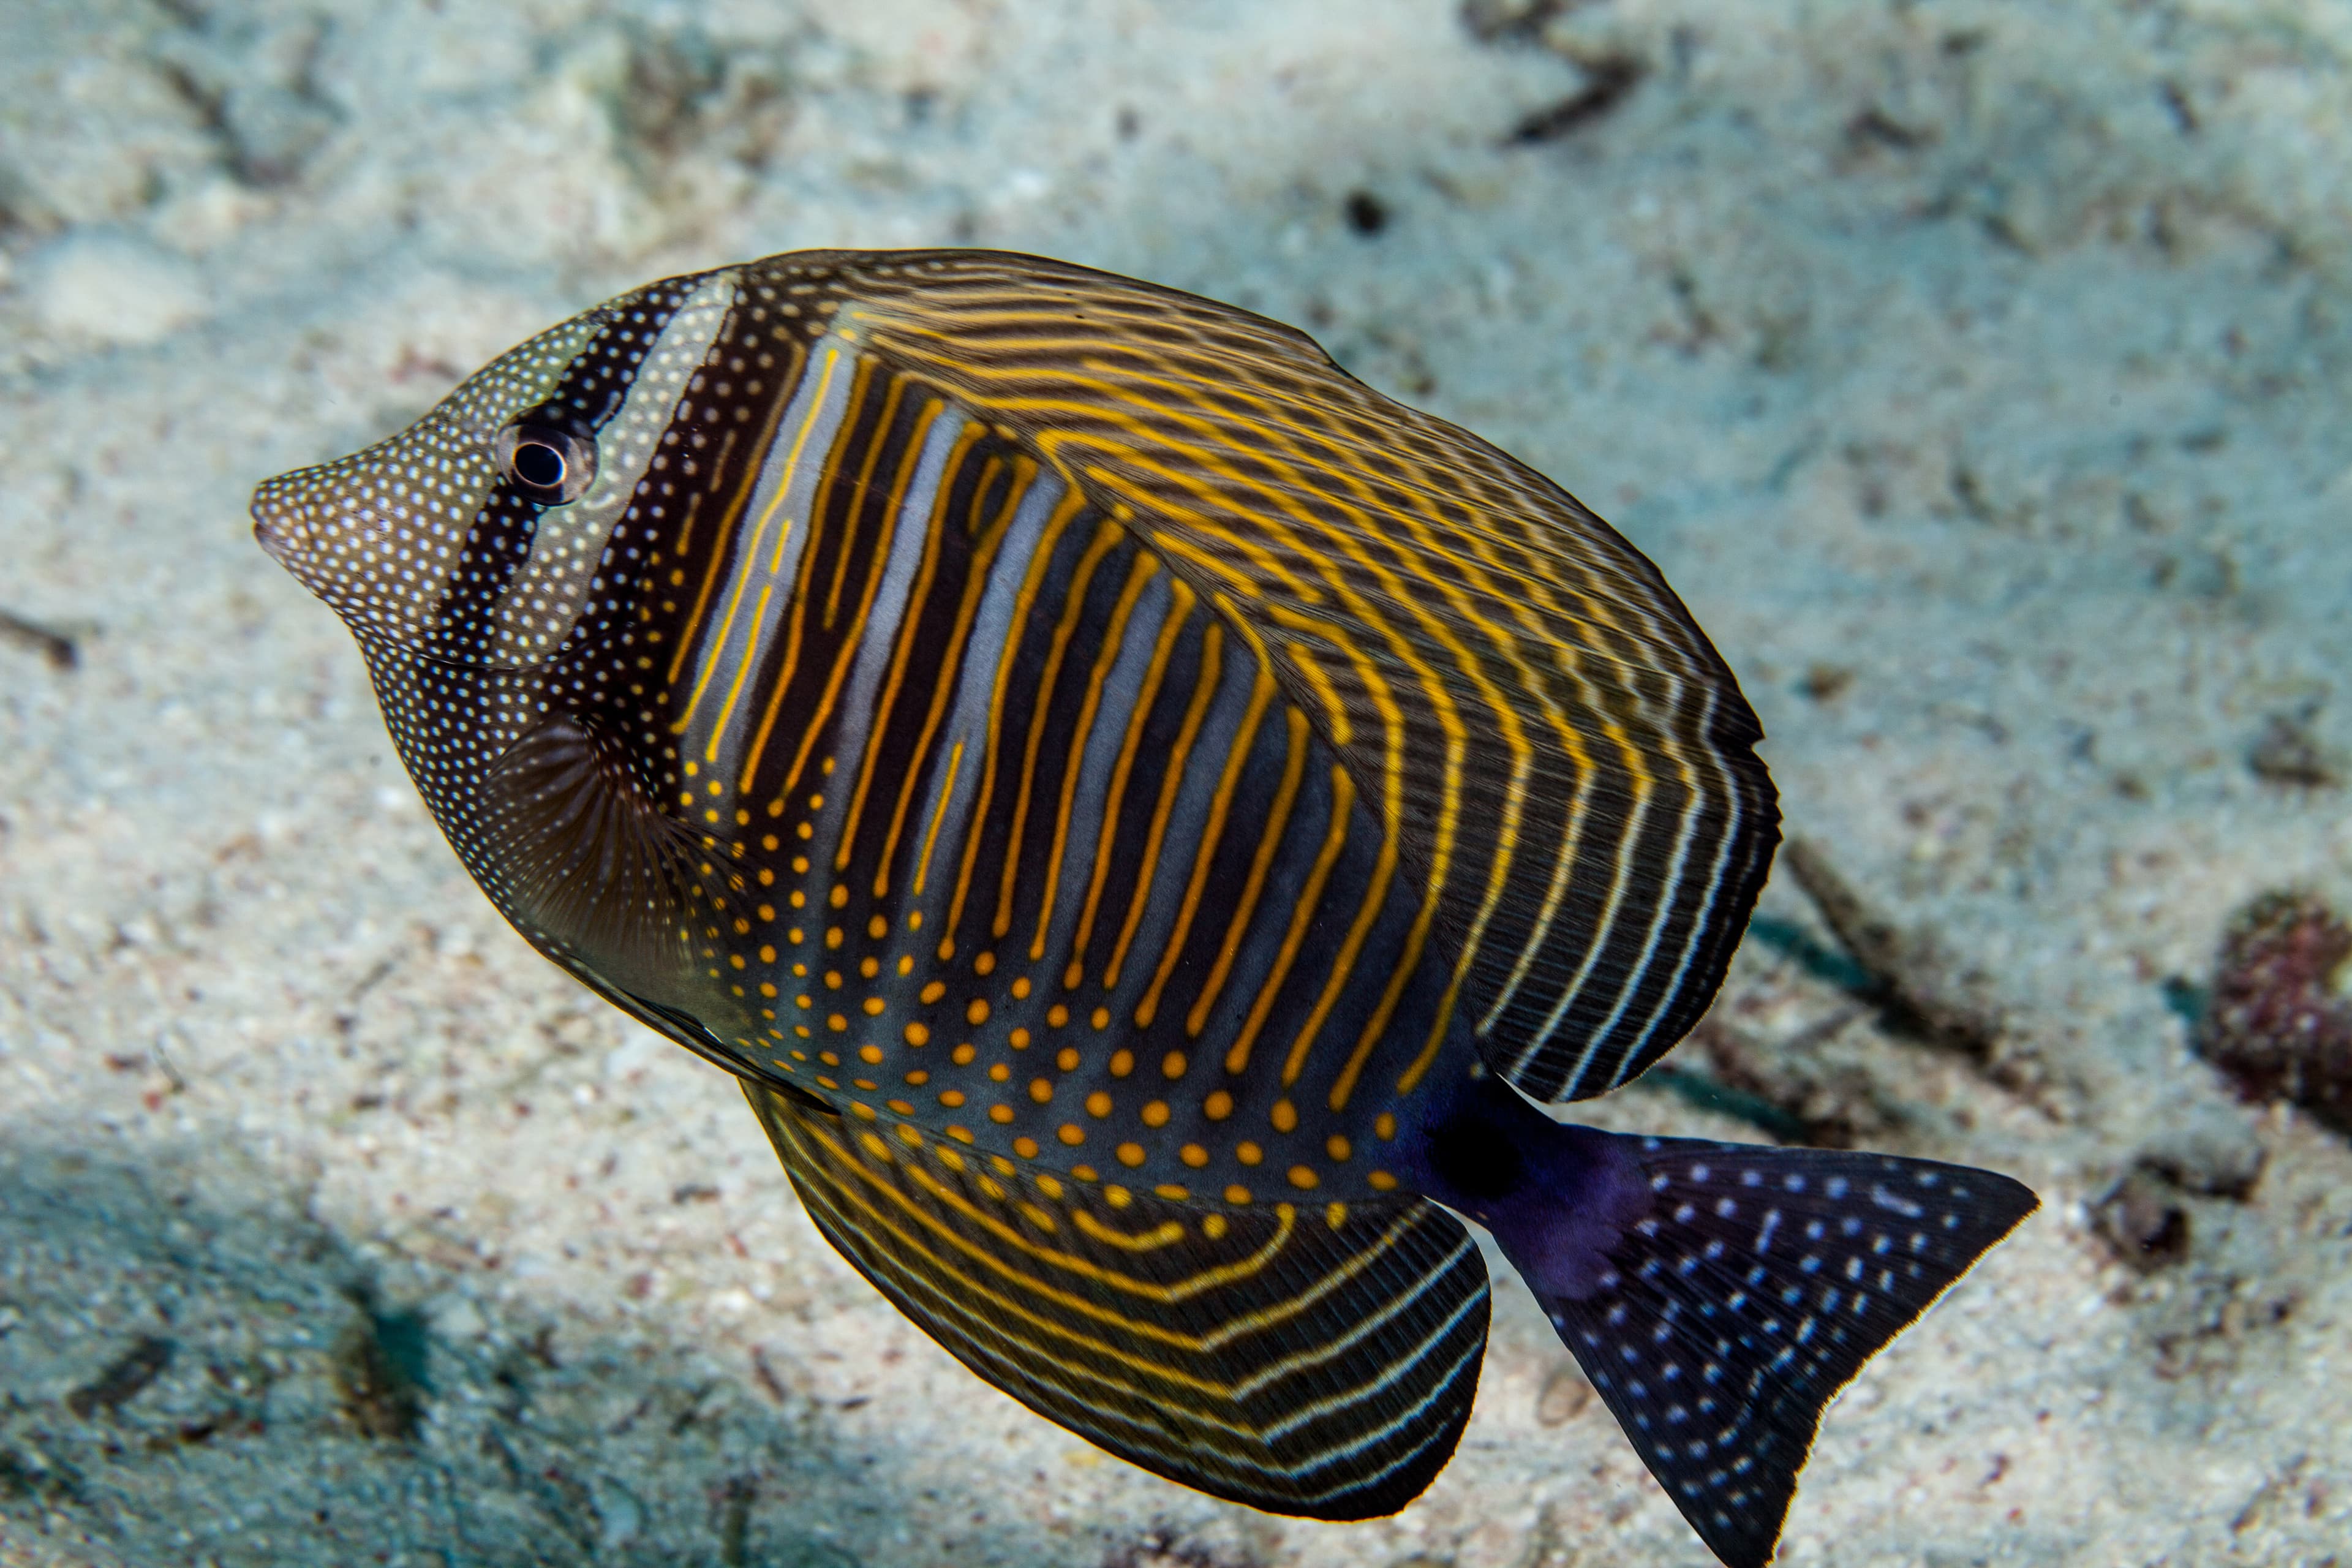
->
xmin=2 ymin=1 xmax=2348 ymax=1564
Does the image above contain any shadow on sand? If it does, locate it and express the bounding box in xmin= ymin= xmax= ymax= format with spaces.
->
xmin=0 ymin=1140 xmax=885 ymax=1568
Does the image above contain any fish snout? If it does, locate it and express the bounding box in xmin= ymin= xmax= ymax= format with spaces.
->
xmin=248 ymin=445 xmax=490 ymax=647
xmin=249 ymin=466 xmax=390 ymax=586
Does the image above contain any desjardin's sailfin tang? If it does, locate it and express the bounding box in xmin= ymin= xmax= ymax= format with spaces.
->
xmin=251 ymin=246 xmax=2037 ymax=1568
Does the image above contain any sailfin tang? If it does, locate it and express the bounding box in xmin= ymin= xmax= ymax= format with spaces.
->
xmin=1498 ymin=1135 xmax=2036 ymax=1568
xmin=744 ymin=1082 xmax=1491 ymax=1519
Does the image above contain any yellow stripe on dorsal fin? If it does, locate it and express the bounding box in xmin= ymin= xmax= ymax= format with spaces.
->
xmin=836 ymin=250 xmax=1779 ymax=1105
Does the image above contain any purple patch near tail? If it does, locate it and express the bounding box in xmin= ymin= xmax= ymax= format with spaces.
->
xmin=1386 ymin=1068 xmax=1654 ymax=1302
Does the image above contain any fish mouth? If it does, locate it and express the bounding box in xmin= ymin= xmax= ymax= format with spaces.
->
xmin=251 ymin=510 xmax=292 ymax=564
xmin=249 ymin=477 xmax=305 ymax=567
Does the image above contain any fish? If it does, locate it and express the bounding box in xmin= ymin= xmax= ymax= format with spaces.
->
xmin=252 ymin=248 xmax=2037 ymax=1568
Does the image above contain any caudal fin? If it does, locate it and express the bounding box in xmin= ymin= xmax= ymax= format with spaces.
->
xmin=1520 ymin=1136 xmax=2035 ymax=1568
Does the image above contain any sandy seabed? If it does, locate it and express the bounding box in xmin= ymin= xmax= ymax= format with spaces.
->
xmin=3 ymin=1 xmax=2350 ymax=1564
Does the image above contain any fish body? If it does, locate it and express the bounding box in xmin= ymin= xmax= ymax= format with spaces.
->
xmin=254 ymin=250 xmax=2035 ymax=1568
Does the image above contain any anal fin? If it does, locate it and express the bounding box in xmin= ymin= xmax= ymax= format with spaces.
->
xmin=744 ymin=1083 xmax=1491 ymax=1520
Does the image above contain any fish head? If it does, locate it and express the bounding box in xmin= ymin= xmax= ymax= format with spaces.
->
xmin=251 ymin=267 xmax=742 ymax=667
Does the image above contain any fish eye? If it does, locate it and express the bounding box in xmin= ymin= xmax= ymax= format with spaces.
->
xmin=494 ymin=413 xmax=597 ymax=504
xmin=511 ymin=439 xmax=567 ymax=489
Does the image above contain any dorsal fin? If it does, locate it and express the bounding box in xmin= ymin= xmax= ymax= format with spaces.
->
xmin=837 ymin=251 xmax=1779 ymax=1103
